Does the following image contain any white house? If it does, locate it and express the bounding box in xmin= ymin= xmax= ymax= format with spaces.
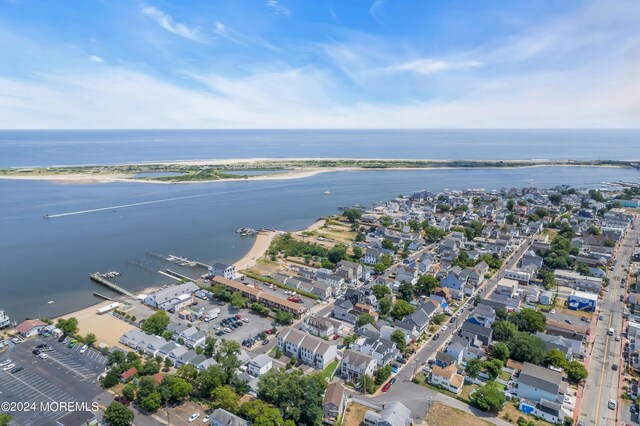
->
xmin=247 ymin=354 xmax=273 ymax=377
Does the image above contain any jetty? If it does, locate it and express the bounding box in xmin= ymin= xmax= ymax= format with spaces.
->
xmin=90 ymin=273 xmax=135 ymax=298
xmin=164 ymin=269 xmax=192 ymax=281
xmin=92 ymin=292 xmax=115 ymax=301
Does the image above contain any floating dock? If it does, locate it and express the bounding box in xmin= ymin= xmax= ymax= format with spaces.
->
xmin=90 ymin=273 xmax=135 ymax=298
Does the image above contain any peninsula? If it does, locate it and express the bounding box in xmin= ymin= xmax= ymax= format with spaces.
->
xmin=0 ymin=158 xmax=636 ymax=184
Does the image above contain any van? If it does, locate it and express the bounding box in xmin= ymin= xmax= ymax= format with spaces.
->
xmin=608 ymin=328 xmax=614 ymax=336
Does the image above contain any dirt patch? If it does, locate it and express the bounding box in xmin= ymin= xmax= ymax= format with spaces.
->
xmin=343 ymin=402 xmax=370 ymax=426
xmin=425 ymin=403 xmax=493 ymax=426
xmin=60 ymin=301 xmax=135 ymax=349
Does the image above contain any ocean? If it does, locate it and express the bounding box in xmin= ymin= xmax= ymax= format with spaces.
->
xmin=1 ymin=129 xmax=639 ymax=321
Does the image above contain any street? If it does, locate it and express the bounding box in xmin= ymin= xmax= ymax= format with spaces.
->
xmin=580 ymin=221 xmax=638 ymax=426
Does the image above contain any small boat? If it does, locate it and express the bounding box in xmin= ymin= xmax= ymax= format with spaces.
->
xmin=43 ymin=214 xmax=50 ymax=219
xmin=47 ymin=301 xmax=54 ymax=304
xmin=0 ymin=310 xmax=10 ymax=329
xmin=324 ymin=191 xmax=331 ymax=195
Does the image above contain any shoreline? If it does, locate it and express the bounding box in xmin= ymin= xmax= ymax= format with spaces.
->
xmin=0 ymin=162 xmax=632 ymax=185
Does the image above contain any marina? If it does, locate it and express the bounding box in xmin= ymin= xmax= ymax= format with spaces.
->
xmin=89 ymin=273 xmax=135 ymax=298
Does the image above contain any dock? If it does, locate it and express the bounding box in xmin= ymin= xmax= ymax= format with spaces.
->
xmin=164 ymin=269 xmax=193 ymax=281
xmin=90 ymin=273 xmax=135 ymax=298
xmin=92 ymin=292 xmax=115 ymax=301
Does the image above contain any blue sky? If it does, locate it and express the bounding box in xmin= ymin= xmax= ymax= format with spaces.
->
xmin=0 ymin=0 xmax=638 ymax=128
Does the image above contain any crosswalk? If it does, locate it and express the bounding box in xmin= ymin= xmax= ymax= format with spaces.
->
xmin=0 ymin=369 xmax=80 ymax=424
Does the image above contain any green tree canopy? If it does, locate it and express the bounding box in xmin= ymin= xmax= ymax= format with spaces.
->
xmin=355 ymin=313 xmax=376 ymax=329
xmin=391 ymin=299 xmax=415 ymax=320
xmin=507 ymin=332 xmax=548 ymax=365
xmin=473 ymin=382 xmax=505 ymax=412
xmin=104 ymin=402 xmax=134 ymax=426
xmin=343 ymin=208 xmax=362 ymax=223
xmin=141 ymin=311 xmax=170 ymax=335
xmin=491 ymin=320 xmax=518 ymax=342
xmin=491 ymin=342 xmax=510 ymax=362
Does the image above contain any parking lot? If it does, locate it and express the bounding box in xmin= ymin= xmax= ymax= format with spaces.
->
xmin=0 ymin=336 xmax=109 ymax=425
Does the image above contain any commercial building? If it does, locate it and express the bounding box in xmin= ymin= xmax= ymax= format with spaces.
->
xmin=568 ymin=290 xmax=598 ymax=312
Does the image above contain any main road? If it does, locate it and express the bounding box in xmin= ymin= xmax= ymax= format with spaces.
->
xmin=580 ymin=219 xmax=638 ymax=426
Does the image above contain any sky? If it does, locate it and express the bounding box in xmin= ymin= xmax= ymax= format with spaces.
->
xmin=0 ymin=0 xmax=638 ymax=129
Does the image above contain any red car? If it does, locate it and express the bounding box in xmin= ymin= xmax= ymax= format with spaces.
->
xmin=332 ymin=334 xmax=339 ymax=340
xmin=287 ymin=297 xmax=302 ymax=303
xmin=264 ymin=329 xmax=273 ymax=335
xmin=235 ymin=314 xmax=242 ymax=320
xmin=382 ymin=382 xmax=391 ymax=392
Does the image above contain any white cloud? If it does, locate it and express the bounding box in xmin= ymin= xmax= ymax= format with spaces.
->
xmin=388 ymin=59 xmax=482 ymax=74
xmin=88 ymin=55 xmax=103 ymax=63
xmin=265 ymin=0 xmax=290 ymax=16
xmin=141 ymin=6 xmax=205 ymax=42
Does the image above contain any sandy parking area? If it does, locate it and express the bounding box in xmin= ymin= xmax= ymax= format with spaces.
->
xmin=60 ymin=301 xmax=135 ymax=349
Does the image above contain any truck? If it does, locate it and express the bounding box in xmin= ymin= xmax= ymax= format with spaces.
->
xmin=608 ymin=328 xmax=614 ymax=336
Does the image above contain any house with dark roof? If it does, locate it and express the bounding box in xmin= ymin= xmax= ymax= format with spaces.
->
xmin=458 ymin=321 xmax=493 ymax=346
xmin=519 ymin=398 xmax=566 ymax=424
xmin=517 ymin=362 xmax=566 ymax=403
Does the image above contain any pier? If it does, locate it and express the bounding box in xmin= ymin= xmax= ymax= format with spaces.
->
xmin=90 ymin=273 xmax=135 ymax=298
xmin=92 ymin=292 xmax=115 ymax=301
xmin=164 ymin=269 xmax=193 ymax=281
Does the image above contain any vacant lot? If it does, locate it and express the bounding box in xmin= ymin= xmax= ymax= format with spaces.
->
xmin=425 ymin=403 xmax=493 ymax=426
xmin=343 ymin=401 xmax=370 ymax=426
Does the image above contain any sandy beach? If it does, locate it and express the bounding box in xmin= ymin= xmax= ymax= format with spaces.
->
xmin=233 ymin=231 xmax=278 ymax=270
xmin=60 ymin=300 xmax=135 ymax=349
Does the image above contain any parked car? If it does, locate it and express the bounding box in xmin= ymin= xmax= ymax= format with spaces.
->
xmin=32 ymin=349 xmax=41 ymax=355
xmin=612 ymin=364 xmax=618 ymax=371
xmin=79 ymin=345 xmax=88 ymax=354
xmin=188 ymin=413 xmax=200 ymax=423
xmin=10 ymin=366 xmax=23 ymax=374
xmin=36 ymin=343 xmax=48 ymax=349
xmin=608 ymin=399 xmax=617 ymax=410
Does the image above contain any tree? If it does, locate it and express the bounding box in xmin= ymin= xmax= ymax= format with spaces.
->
xmin=141 ymin=311 xmax=170 ymax=335
xmin=390 ymin=330 xmax=407 ymax=352
xmin=103 ymin=370 xmax=120 ymax=388
xmin=355 ymin=313 xmax=376 ymax=328
xmin=0 ymin=415 xmax=11 ymax=426
xmin=108 ymin=350 xmax=126 ymax=366
xmin=576 ymin=262 xmax=591 ymax=276
xmin=423 ymin=225 xmax=446 ymax=243
xmin=122 ymin=383 xmax=136 ymax=401
xmin=169 ymin=376 xmax=193 ymax=400
xmin=378 ymin=297 xmax=392 ymax=316
xmin=361 ymin=374 xmax=375 ymax=394
xmin=56 ymin=317 xmax=79 ymax=335
xmin=416 ymin=274 xmax=439 ymax=295
xmin=432 ymin=313 xmax=446 ymax=325
xmin=375 ymin=364 xmax=392 ymax=385
xmin=163 ymin=358 xmax=173 ymax=370
xmin=274 ymin=309 xmax=294 ymax=325
xmin=491 ymin=342 xmax=510 ymax=362
xmin=466 ymin=358 xmax=483 ymax=379
xmin=141 ymin=360 xmax=160 ymax=375
xmin=355 ymin=232 xmax=366 ymax=242
xmin=483 ymin=359 xmax=503 ymax=380
xmin=510 ymin=309 xmax=546 ymax=333
xmin=381 ymin=239 xmax=395 ymax=250
xmin=230 ymin=292 xmax=249 ymax=308
xmin=491 ymin=320 xmax=518 ymax=342
xmin=197 ymin=365 xmax=226 ymax=396
xmin=343 ymin=208 xmax=362 ymax=223
xmin=83 ymin=333 xmax=97 ymax=346
xmin=566 ymin=360 xmax=588 ymax=382
xmin=397 ymin=281 xmax=413 ymax=301
xmin=328 ymin=244 xmax=347 ymax=263
xmin=138 ymin=392 xmax=161 ymax=412
xmin=538 ymin=269 xmax=556 ymax=289
xmin=257 ymin=369 xmax=327 ymax=425
xmin=251 ymin=302 xmax=270 ymax=316
xmin=104 ymin=401 xmax=134 ymax=426
xmin=352 ymin=246 xmax=364 ymax=259
xmin=545 ymin=349 xmax=568 ymax=369
xmin=240 ymin=399 xmax=289 ymax=426
xmin=203 ymin=336 xmax=216 ymax=358
xmin=391 ymin=299 xmax=415 ymax=320
xmin=507 ymin=332 xmax=548 ymax=365
xmin=473 ymin=382 xmax=505 ymax=412
xmin=372 ymin=284 xmax=391 ymax=300
xmin=380 ymin=216 xmax=392 ymax=227
xmin=177 ymin=363 xmax=198 ymax=382
xmin=216 ymin=339 xmax=242 ymax=384
xmin=210 ymin=385 xmax=240 ymax=413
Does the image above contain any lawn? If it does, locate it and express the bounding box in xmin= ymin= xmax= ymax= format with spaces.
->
xmin=425 ymin=403 xmax=493 ymax=426
xmin=499 ymin=370 xmax=512 ymax=381
xmin=343 ymin=402 xmax=370 ymax=426
xmin=499 ymin=401 xmax=554 ymax=426
xmin=459 ymin=384 xmax=479 ymax=402
xmin=321 ymin=360 xmax=339 ymax=381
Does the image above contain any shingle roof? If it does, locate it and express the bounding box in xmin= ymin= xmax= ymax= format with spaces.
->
xmin=519 ymin=362 xmax=563 ymax=395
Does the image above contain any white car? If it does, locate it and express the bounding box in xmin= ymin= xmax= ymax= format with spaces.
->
xmin=550 ymin=309 xmax=556 ymax=314
xmin=38 ymin=353 xmax=48 ymax=359
xmin=202 ymin=414 xmax=211 ymax=423
xmin=615 ymin=335 xmax=621 ymax=342
xmin=79 ymin=345 xmax=88 ymax=354
xmin=0 ymin=359 xmax=12 ymax=367
xmin=188 ymin=412 xmax=200 ymax=423
xmin=2 ymin=364 xmax=16 ymax=371
xmin=11 ymin=338 xmax=20 ymax=344
xmin=242 ymin=318 xmax=249 ymax=323
xmin=441 ymin=326 xmax=448 ymax=331
xmin=213 ymin=325 xmax=221 ymax=331
xmin=608 ymin=399 xmax=617 ymax=410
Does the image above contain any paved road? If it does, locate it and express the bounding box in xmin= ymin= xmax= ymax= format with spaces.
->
xmin=580 ymin=220 xmax=638 ymax=426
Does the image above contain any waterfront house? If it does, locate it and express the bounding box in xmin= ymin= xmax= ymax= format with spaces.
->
xmin=16 ymin=319 xmax=47 ymax=338
xmin=144 ymin=282 xmax=199 ymax=310
xmin=208 ymin=262 xmax=236 ymax=280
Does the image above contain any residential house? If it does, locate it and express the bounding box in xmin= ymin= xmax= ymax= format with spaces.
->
xmin=16 ymin=319 xmax=47 ymax=338
xmin=363 ymin=401 xmax=412 ymax=426
xmin=323 ymin=382 xmax=345 ymax=420
xmin=340 ymin=350 xmax=377 ymax=382
xmin=517 ymin=362 xmax=566 ymax=403
xmin=429 ymin=364 xmax=464 ymax=395
xmin=210 ymin=408 xmax=251 ymax=426
xmin=277 ymin=327 xmax=338 ymax=369
xmin=519 ymin=399 xmax=566 ymax=425
xmin=352 ymin=336 xmax=399 ymax=366
xmin=333 ymin=298 xmax=358 ymax=324
xmin=303 ymin=316 xmax=336 ymax=338
xmin=458 ymin=321 xmax=493 ymax=346
xmin=247 ymin=354 xmax=273 ymax=377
